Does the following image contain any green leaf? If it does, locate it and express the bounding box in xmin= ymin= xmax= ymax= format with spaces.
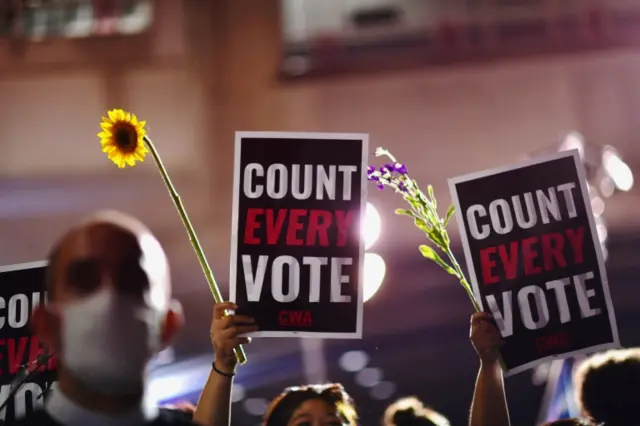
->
xmin=395 ymin=209 xmax=415 ymax=217
xmin=428 ymin=185 xmax=435 ymax=200
xmin=414 ymin=218 xmax=430 ymax=232
xmin=443 ymin=204 xmax=456 ymax=226
xmin=427 ymin=229 xmax=446 ymax=249
xmin=419 ymin=245 xmax=458 ymax=276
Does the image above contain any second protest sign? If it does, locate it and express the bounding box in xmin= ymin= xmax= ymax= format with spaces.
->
xmin=449 ymin=150 xmax=619 ymax=375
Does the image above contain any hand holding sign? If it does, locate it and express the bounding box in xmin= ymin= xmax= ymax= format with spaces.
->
xmin=210 ymin=303 xmax=257 ymax=373
xmin=470 ymin=312 xmax=504 ymax=365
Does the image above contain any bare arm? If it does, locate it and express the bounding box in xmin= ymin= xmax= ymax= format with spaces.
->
xmin=193 ymin=302 xmax=257 ymax=426
xmin=193 ymin=362 xmax=234 ymax=426
xmin=469 ymin=312 xmax=510 ymax=426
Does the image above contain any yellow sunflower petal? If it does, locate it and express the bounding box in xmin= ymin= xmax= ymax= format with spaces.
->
xmin=98 ymin=108 xmax=150 ymax=168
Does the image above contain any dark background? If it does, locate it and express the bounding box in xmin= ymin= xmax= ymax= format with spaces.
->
xmin=233 ymin=136 xmax=365 ymax=334
xmin=452 ymin=155 xmax=615 ymax=371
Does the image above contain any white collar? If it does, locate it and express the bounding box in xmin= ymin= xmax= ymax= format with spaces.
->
xmin=45 ymin=383 xmax=159 ymax=426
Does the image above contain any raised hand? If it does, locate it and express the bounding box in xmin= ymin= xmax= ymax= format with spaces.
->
xmin=210 ymin=302 xmax=258 ymax=374
xmin=470 ymin=312 xmax=504 ymax=365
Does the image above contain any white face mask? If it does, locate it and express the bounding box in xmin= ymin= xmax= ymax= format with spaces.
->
xmin=59 ymin=288 xmax=164 ymax=395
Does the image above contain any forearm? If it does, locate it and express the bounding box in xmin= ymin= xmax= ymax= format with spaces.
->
xmin=193 ymin=365 xmax=234 ymax=426
xmin=469 ymin=361 xmax=510 ymax=426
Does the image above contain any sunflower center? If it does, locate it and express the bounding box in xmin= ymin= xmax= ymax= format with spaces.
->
xmin=113 ymin=124 xmax=137 ymax=153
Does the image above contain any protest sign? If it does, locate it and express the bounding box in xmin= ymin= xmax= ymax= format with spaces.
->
xmin=449 ymin=150 xmax=619 ymax=375
xmin=0 ymin=261 xmax=56 ymax=423
xmin=230 ymin=132 xmax=368 ymax=338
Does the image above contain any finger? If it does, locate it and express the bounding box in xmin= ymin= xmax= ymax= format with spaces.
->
xmin=214 ymin=302 xmax=238 ymax=320
xmin=220 ymin=324 xmax=259 ymax=339
xmin=226 ymin=315 xmax=255 ymax=326
xmin=234 ymin=336 xmax=252 ymax=346
xmin=217 ymin=315 xmax=254 ymax=330
xmin=470 ymin=312 xmax=492 ymax=324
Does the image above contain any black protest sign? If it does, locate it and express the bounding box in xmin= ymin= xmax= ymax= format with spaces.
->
xmin=449 ymin=150 xmax=619 ymax=375
xmin=230 ymin=132 xmax=368 ymax=338
xmin=0 ymin=262 xmax=56 ymax=423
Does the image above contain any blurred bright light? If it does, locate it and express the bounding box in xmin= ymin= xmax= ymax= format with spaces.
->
xmin=560 ymin=132 xmax=585 ymax=159
xmin=364 ymin=253 xmax=386 ymax=302
xmin=339 ymin=350 xmax=369 ymax=372
xmin=364 ymin=203 xmax=381 ymax=250
xmin=355 ymin=367 xmax=383 ymax=387
xmin=231 ymin=384 xmax=246 ymax=403
xmin=370 ymin=381 xmax=397 ymax=400
xmin=591 ymin=196 xmax=605 ymax=217
xmin=595 ymin=216 xmax=608 ymax=244
xmin=599 ymin=177 xmax=615 ymax=198
xmin=243 ymin=398 xmax=268 ymax=416
xmin=603 ymin=147 xmax=634 ymax=191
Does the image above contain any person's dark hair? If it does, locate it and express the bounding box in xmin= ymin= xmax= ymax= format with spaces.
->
xmin=541 ymin=419 xmax=591 ymax=426
xmin=383 ymin=397 xmax=449 ymax=426
xmin=162 ymin=402 xmax=195 ymax=420
xmin=263 ymin=383 xmax=357 ymax=426
xmin=575 ymin=348 xmax=640 ymax=426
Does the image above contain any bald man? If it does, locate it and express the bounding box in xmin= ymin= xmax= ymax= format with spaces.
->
xmin=13 ymin=211 xmax=198 ymax=426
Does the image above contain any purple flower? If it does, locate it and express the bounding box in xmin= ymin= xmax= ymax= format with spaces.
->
xmin=396 ymin=163 xmax=408 ymax=174
xmin=368 ymin=174 xmax=380 ymax=182
xmin=398 ymin=181 xmax=407 ymax=192
xmin=377 ymin=183 xmax=384 ymax=190
xmin=384 ymin=163 xmax=396 ymax=172
xmin=367 ymin=165 xmax=376 ymax=175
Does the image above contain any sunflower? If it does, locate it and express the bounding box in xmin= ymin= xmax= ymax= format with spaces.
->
xmin=98 ymin=109 xmax=149 ymax=168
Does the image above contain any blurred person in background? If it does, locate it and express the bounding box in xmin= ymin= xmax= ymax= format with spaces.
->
xmin=541 ymin=420 xmax=591 ymax=426
xmin=574 ymin=348 xmax=640 ymax=426
xmin=263 ymin=383 xmax=357 ymax=426
xmin=13 ymin=210 xmax=210 ymax=426
xmin=162 ymin=403 xmax=196 ymax=421
xmin=383 ymin=396 xmax=450 ymax=426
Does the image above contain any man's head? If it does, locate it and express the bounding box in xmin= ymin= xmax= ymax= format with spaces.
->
xmin=575 ymin=348 xmax=640 ymax=426
xmin=32 ymin=210 xmax=183 ymax=395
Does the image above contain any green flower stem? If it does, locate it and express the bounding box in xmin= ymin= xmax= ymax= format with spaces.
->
xmin=144 ymin=136 xmax=247 ymax=365
xmin=442 ymin=248 xmax=480 ymax=312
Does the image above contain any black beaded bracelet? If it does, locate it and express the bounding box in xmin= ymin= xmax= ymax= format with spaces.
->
xmin=212 ymin=362 xmax=235 ymax=378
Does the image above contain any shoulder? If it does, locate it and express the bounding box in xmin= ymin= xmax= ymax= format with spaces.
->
xmin=10 ymin=410 xmax=60 ymax=426
xmin=153 ymin=407 xmax=196 ymax=425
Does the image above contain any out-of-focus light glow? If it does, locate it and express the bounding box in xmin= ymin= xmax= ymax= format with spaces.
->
xmin=364 ymin=203 xmax=381 ymax=250
xmin=599 ymin=177 xmax=615 ymax=198
xmin=243 ymin=398 xmax=268 ymax=416
xmin=603 ymin=147 xmax=634 ymax=191
xmin=591 ymin=197 xmax=605 ymax=217
xmin=339 ymin=350 xmax=370 ymax=372
xmin=364 ymin=253 xmax=386 ymax=302
xmin=560 ymin=132 xmax=585 ymax=159
xmin=370 ymin=381 xmax=397 ymax=400
xmin=355 ymin=367 xmax=383 ymax=388
xmin=231 ymin=384 xmax=246 ymax=403
xmin=595 ymin=216 xmax=608 ymax=244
